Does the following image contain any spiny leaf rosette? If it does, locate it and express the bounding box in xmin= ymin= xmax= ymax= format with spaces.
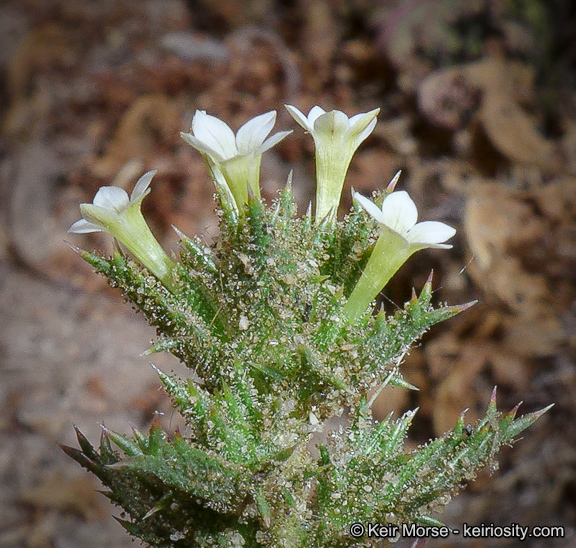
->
xmin=64 ymin=106 xmax=551 ymax=547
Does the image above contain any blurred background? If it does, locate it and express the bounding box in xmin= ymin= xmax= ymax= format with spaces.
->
xmin=1 ymin=0 xmax=575 ymax=546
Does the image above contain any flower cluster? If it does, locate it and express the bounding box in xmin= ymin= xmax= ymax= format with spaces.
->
xmin=70 ymin=106 xmax=454 ymax=318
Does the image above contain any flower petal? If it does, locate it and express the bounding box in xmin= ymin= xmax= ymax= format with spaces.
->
xmin=405 ymin=221 xmax=456 ymax=246
xmin=353 ymin=192 xmax=385 ymax=224
xmin=380 ymin=191 xmax=418 ymax=235
xmin=257 ymin=130 xmax=292 ymax=154
xmin=191 ymin=110 xmax=237 ymax=160
xmin=349 ymin=108 xmax=380 ymax=127
xmin=131 ymin=170 xmax=156 ymax=203
xmin=354 ymin=116 xmax=378 ymax=147
xmin=307 ymin=105 xmax=327 ymax=125
xmin=79 ymin=203 xmax=120 ymax=229
xmin=92 ymin=186 xmax=130 ymax=213
xmin=313 ymin=110 xmax=350 ymax=142
xmin=348 ymin=108 xmax=380 ymax=146
xmin=236 ymin=111 xmax=276 ymax=155
xmin=181 ymin=132 xmax=226 ymax=162
xmin=285 ymin=104 xmax=313 ymax=132
xmin=68 ymin=218 xmax=103 ymax=233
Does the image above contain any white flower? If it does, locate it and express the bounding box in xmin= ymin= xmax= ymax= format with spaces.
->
xmin=181 ymin=110 xmax=291 ymax=208
xmin=68 ymin=171 xmax=154 ymax=234
xmin=285 ymin=105 xmax=379 ymax=223
xmin=285 ymin=106 xmax=379 ymax=148
xmin=68 ymin=170 xmax=175 ymax=290
xmin=344 ymin=175 xmax=455 ymax=322
xmin=352 ymin=188 xmax=455 ymax=249
xmin=183 ymin=110 xmax=289 ymax=162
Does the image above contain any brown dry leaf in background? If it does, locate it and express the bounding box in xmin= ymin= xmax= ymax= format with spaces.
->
xmin=480 ymin=254 xmax=549 ymax=313
xmin=464 ymin=180 xmax=567 ymax=365
xmin=423 ymin=304 xmax=536 ymax=435
xmin=375 ymin=117 xmax=418 ymax=156
xmin=464 ymin=183 xmax=548 ymax=307
xmin=464 ymin=182 xmax=544 ymax=264
xmin=418 ymin=65 xmax=481 ymax=130
xmin=90 ymin=94 xmax=182 ymax=179
xmin=478 ymin=91 xmax=560 ymax=171
xmin=533 ymin=177 xmax=576 ymax=223
xmin=464 ymin=176 xmax=574 ymax=323
xmin=6 ymin=25 xmax=68 ymax=98
xmin=419 ymin=56 xmax=563 ymax=171
xmin=426 ymin=334 xmax=491 ymax=435
xmin=502 ymin=313 xmax=564 ymax=359
xmin=488 ymin=347 xmax=531 ymax=391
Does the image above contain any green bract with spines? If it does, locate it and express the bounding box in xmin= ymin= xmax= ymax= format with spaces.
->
xmin=64 ymin=107 xmax=551 ymax=548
